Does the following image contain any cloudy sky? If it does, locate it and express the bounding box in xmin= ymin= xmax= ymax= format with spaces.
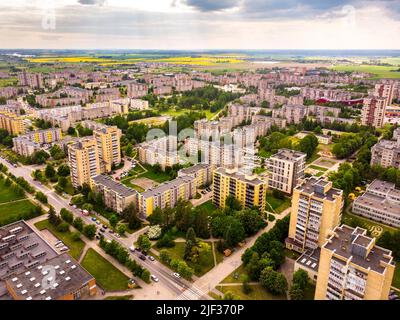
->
xmin=0 ymin=0 xmax=399 ymax=49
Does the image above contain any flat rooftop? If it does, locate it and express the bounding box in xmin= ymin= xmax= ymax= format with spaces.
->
xmin=296 ymin=248 xmax=321 ymax=272
xmin=141 ymin=176 xmax=195 ymax=198
xmin=6 ymin=253 xmax=94 ymax=300
xmin=92 ymin=175 xmax=137 ymax=197
xmin=214 ymin=167 xmax=265 ymax=185
xmin=270 ymin=148 xmax=306 ymax=161
xmin=295 ymin=177 xmax=342 ymax=201
xmin=0 ymin=221 xmax=58 ymax=297
xmin=323 ymin=225 xmax=394 ymax=274
xmin=178 ymin=163 xmax=209 ymax=175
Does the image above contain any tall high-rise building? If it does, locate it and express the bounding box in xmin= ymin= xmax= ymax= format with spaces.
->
xmin=286 ymin=177 xmax=343 ymax=253
xmin=315 ymin=224 xmax=395 ymax=300
xmin=373 ymin=83 xmax=394 ymax=106
xmin=68 ymin=138 xmax=101 ymax=188
xmin=212 ymin=167 xmax=267 ymax=212
xmin=127 ymin=82 xmax=148 ymax=98
xmin=267 ymin=148 xmax=306 ymax=195
xmin=93 ymin=125 xmax=122 ymax=173
xmin=361 ymin=96 xmax=387 ymax=128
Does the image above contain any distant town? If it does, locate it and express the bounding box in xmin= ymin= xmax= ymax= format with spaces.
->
xmin=0 ymin=50 xmax=399 ymax=302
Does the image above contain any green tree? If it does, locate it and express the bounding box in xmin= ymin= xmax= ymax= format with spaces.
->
xmin=57 ymin=164 xmax=70 ymax=177
xmin=159 ymin=249 xmax=171 ymax=264
xmin=109 ymin=214 xmax=118 ymax=228
xmin=141 ymin=269 xmax=151 ymax=283
xmin=56 ymin=222 xmax=69 ymax=233
xmin=60 ymin=208 xmax=74 ymax=224
xmin=117 ymin=224 xmax=127 ymax=236
xmin=184 ymin=230 xmax=197 ymax=260
xmin=137 ymin=234 xmax=151 ymax=253
xmin=193 ymin=208 xmax=210 ymax=239
xmin=225 ymin=195 xmax=242 ymax=211
xmin=260 ymin=267 xmax=288 ymax=295
xmin=73 ymin=217 xmax=84 ymax=232
xmin=83 ymin=224 xmax=97 ymax=240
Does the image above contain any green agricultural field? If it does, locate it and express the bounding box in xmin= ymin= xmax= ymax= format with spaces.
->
xmin=0 ymin=200 xmax=39 ymax=227
xmin=331 ymin=64 xmax=400 ymax=79
xmin=0 ymin=78 xmax=17 ymax=87
xmin=81 ymin=248 xmax=130 ymax=291
xmin=34 ymin=219 xmax=85 ymax=260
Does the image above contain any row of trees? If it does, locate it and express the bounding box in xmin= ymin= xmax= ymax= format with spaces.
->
xmin=99 ymin=237 xmax=151 ymax=283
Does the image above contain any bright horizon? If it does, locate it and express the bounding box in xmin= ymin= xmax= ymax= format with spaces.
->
xmin=1 ymin=0 xmax=400 ymax=50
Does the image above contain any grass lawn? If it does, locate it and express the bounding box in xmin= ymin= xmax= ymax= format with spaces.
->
xmin=140 ymin=164 xmax=173 ymax=183
xmin=221 ymin=264 xmax=248 ymax=284
xmin=120 ymin=178 xmax=145 ymax=192
xmin=196 ymin=200 xmax=217 ymax=212
xmin=0 ymin=180 xmax=26 ymax=203
xmin=0 ymin=200 xmax=39 ymax=227
xmin=266 ymin=192 xmax=291 ymax=214
xmin=216 ymin=284 xmax=287 ymax=300
xmin=34 ymin=219 xmax=85 ymax=260
xmin=104 ymin=295 xmax=133 ymax=300
xmin=81 ymin=248 xmax=130 ymax=292
xmin=342 ymin=210 xmax=397 ymax=239
xmin=156 ymin=241 xmax=215 ymax=277
xmin=392 ymin=262 xmax=400 ymax=289
xmin=308 ymin=165 xmax=328 ymax=172
xmin=161 ymin=108 xmax=217 ymax=120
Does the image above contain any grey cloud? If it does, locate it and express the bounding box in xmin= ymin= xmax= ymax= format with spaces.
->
xmin=183 ymin=0 xmax=240 ymax=12
xmin=77 ymin=0 xmax=106 ymax=5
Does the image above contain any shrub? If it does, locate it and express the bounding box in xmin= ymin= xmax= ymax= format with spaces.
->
xmin=56 ymin=222 xmax=70 ymax=233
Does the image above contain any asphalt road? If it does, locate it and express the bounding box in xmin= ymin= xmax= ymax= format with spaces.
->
xmin=0 ymin=157 xmax=211 ymax=300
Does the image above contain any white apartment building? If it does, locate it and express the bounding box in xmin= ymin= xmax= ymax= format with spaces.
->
xmin=267 ymin=149 xmax=306 ymax=194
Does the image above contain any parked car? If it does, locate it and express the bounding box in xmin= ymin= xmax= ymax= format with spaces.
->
xmin=172 ymin=272 xmax=181 ymax=279
xmin=96 ymin=221 xmax=101 ymax=225
xmin=102 ymin=224 xmax=108 ymax=229
xmin=109 ymin=229 xmax=114 ymax=234
xmin=95 ymin=235 xmax=100 ymax=240
xmin=151 ymin=275 xmax=159 ymax=282
xmin=99 ymin=228 xmax=105 ymax=233
xmin=91 ymin=217 xmax=97 ymax=222
xmin=139 ymin=255 xmax=146 ymax=261
xmin=129 ymin=246 xmax=135 ymax=253
xmin=60 ymin=246 xmax=69 ymax=252
xmin=148 ymin=256 xmax=155 ymax=261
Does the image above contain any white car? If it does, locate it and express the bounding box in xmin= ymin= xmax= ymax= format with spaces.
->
xmin=129 ymin=246 xmax=135 ymax=253
xmin=151 ymin=275 xmax=159 ymax=282
xmin=172 ymin=272 xmax=181 ymax=279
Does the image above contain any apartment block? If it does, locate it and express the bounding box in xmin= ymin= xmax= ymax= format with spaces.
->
xmin=178 ymin=163 xmax=212 ymax=188
xmin=212 ymin=167 xmax=267 ymax=212
xmin=138 ymin=176 xmax=196 ymax=216
xmin=91 ymin=175 xmax=137 ymax=213
xmin=68 ymin=138 xmax=101 ymax=188
xmin=127 ymin=82 xmax=148 ymax=98
xmin=0 ymin=111 xmax=25 ymax=135
xmin=352 ymin=179 xmax=400 ymax=228
xmin=138 ymin=136 xmax=178 ymax=170
xmin=361 ymin=96 xmax=387 ymax=128
xmin=12 ymin=127 xmax=62 ymax=156
xmin=272 ymin=104 xmax=308 ymax=124
xmin=370 ymin=134 xmax=400 ymax=168
xmin=18 ymin=71 xmax=43 ymax=89
xmin=93 ymin=124 xmax=122 ymax=173
xmin=286 ymin=177 xmax=343 ymax=253
xmin=315 ymin=225 xmax=395 ymax=300
xmin=267 ymin=149 xmax=306 ymax=195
